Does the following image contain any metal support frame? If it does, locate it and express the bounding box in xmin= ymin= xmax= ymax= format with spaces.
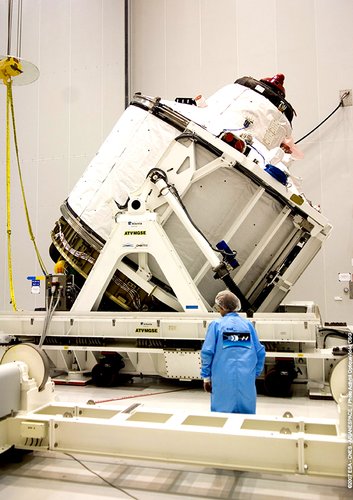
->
xmin=152 ymin=176 xmax=220 ymax=268
xmin=0 ymin=401 xmax=347 ymax=478
xmin=233 ymin=206 xmax=292 ymax=284
xmin=0 ymin=348 xmax=347 ymax=479
xmin=72 ymin=211 xmax=209 ymax=313
xmin=0 ymin=308 xmax=342 ymax=389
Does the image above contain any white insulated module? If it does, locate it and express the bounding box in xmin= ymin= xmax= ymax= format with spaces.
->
xmin=50 ymin=75 xmax=331 ymax=314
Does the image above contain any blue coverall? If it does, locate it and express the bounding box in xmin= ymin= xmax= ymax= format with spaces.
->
xmin=201 ymin=312 xmax=266 ymax=414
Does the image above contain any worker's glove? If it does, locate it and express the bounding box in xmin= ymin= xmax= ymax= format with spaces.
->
xmin=203 ymin=380 xmax=212 ymax=393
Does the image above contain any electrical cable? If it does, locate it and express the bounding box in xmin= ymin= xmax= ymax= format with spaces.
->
xmin=64 ymin=453 xmax=139 ymax=500
xmin=248 ymin=144 xmax=266 ymax=164
xmin=39 ymin=298 xmax=53 ymax=348
xmin=39 ymin=287 xmax=62 ymax=348
xmin=221 ymin=118 xmax=252 ymax=135
xmin=90 ymin=387 xmax=192 ymax=405
xmin=319 ymin=327 xmax=350 ymax=334
xmin=165 ymin=181 xmax=236 ymax=259
xmin=147 ymin=168 xmax=253 ymax=315
xmin=148 ymin=170 xmax=251 ymax=311
xmin=148 ymin=168 xmax=232 ymax=257
xmin=40 ymin=292 xmax=53 ymax=346
xmin=320 ymin=329 xmax=350 ymax=349
xmin=222 ymin=126 xmax=247 ymax=133
xmin=294 ymin=91 xmax=350 ymax=144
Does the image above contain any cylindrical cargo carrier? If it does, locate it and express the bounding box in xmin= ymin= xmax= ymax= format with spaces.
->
xmin=50 ymin=78 xmax=331 ymax=313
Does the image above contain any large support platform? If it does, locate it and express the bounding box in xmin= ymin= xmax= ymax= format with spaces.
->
xmin=0 ymin=308 xmax=347 ymax=395
xmin=0 ymin=344 xmax=349 ymax=480
xmin=0 ymin=401 xmax=347 ymax=478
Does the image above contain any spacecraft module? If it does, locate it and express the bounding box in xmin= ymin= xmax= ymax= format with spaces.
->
xmin=49 ymin=75 xmax=331 ymax=314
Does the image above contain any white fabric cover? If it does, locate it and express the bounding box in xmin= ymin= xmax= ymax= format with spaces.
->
xmin=68 ymin=83 xmax=293 ymax=242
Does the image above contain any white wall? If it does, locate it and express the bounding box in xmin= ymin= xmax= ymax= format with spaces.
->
xmin=0 ymin=0 xmax=352 ymax=325
xmin=130 ymin=0 xmax=353 ymax=325
xmin=0 ymin=0 xmax=125 ymax=310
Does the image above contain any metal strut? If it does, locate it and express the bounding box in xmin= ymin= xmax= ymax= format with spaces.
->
xmin=148 ymin=169 xmax=252 ymax=314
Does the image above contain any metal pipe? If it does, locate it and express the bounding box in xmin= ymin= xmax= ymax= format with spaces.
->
xmin=7 ymin=0 xmax=13 ymax=55
xmin=124 ymin=0 xmax=130 ymax=108
xmin=153 ymin=177 xmax=221 ymax=269
xmin=16 ymin=0 xmax=23 ymax=58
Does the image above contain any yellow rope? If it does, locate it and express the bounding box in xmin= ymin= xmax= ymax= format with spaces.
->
xmin=7 ymin=81 xmax=48 ymax=275
xmin=3 ymin=63 xmax=49 ymax=308
xmin=6 ymin=81 xmax=17 ymax=310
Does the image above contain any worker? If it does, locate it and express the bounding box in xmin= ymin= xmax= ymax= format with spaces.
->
xmin=201 ymin=290 xmax=266 ymax=414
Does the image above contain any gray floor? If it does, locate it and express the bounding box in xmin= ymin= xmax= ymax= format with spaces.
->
xmin=0 ymin=378 xmax=351 ymax=499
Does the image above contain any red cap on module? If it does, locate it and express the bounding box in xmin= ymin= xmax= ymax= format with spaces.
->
xmin=260 ymin=73 xmax=286 ymax=97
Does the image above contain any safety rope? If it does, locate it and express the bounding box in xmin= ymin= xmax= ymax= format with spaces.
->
xmin=2 ymin=2 xmax=46 ymax=308
xmin=2 ymin=56 xmax=48 ymax=308
xmin=7 ymin=80 xmax=48 ymax=275
xmin=6 ymin=80 xmax=16 ymax=310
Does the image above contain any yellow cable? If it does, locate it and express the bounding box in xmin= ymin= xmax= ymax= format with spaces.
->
xmin=6 ymin=81 xmax=17 ymax=310
xmin=7 ymin=82 xmax=48 ymax=275
xmin=3 ymin=66 xmax=48 ymax=309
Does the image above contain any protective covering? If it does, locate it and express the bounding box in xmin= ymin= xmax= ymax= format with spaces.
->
xmin=67 ymin=105 xmax=179 ymax=240
xmin=50 ymin=77 xmax=332 ymax=313
xmin=162 ymin=81 xmax=293 ymax=148
xmin=201 ymin=312 xmax=266 ymax=413
xmin=64 ymin=80 xmax=294 ymax=241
